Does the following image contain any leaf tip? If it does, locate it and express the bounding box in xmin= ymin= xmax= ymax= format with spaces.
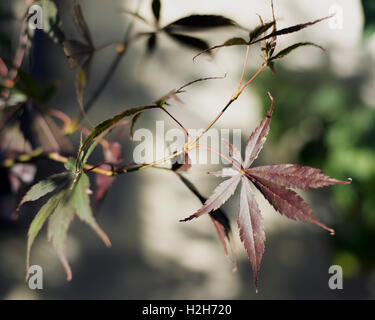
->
xmin=103 ymin=235 xmax=112 ymax=248
xmin=179 ymin=214 xmax=197 ymax=222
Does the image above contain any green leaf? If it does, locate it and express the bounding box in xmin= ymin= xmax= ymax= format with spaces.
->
xmin=64 ymin=157 xmax=77 ymax=171
xmin=81 ymin=129 xmax=107 ymax=166
xmin=72 ymin=173 xmax=111 ymax=247
xmin=151 ymin=0 xmax=161 ymax=22
xmin=18 ymin=172 xmax=71 ymax=210
xmin=26 ymin=191 xmax=66 ymax=276
xmin=78 ymin=105 xmax=157 ymax=162
xmin=47 ymin=191 xmax=76 ymax=281
xmin=269 ymin=42 xmax=324 ymax=61
xmin=249 ymin=21 xmax=275 ymax=42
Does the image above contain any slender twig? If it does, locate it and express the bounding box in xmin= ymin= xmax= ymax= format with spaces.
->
xmin=195 ymin=144 xmax=241 ymax=171
xmin=238 ymin=63 xmax=267 ymax=95
xmin=160 ymin=106 xmax=189 ymax=137
xmin=2 ymin=47 xmax=267 ymax=177
xmin=190 ymin=63 xmax=267 ymax=147
xmin=71 ymin=0 xmax=143 ymax=128
xmin=237 ymin=45 xmax=251 ymax=92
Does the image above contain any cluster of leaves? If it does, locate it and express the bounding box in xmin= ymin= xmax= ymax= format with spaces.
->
xmin=253 ymin=62 xmax=375 ymax=276
xmin=129 ymin=0 xmax=241 ymax=55
xmin=0 ymin=0 xmax=354 ymax=290
xmin=193 ymin=13 xmax=329 ymax=73
xmin=18 ymin=142 xmax=111 ymax=280
xmin=180 ymin=94 xmax=350 ymax=289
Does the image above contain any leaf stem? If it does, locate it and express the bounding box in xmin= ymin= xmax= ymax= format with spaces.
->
xmin=195 ymin=144 xmax=242 ymax=171
xmin=237 ymin=45 xmax=251 ymax=92
xmin=189 ymin=63 xmax=267 ymax=147
xmin=159 ymin=106 xmax=189 ymax=137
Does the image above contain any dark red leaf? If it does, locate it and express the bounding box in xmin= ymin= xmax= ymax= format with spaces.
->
xmin=247 ymin=164 xmax=350 ymax=189
xmin=180 ymin=175 xmax=241 ymax=221
xmin=238 ymin=177 xmax=265 ymax=290
xmin=243 ymin=93 xmax=274 ymax=168
xmin=95 ymin=142 xmax=123 ymax=202
xmin=249 ymin=175 xmax=335 ymax=235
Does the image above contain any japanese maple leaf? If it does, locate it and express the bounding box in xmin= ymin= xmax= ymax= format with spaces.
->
xmin=181 ymin=93 xmax=351 ymax=290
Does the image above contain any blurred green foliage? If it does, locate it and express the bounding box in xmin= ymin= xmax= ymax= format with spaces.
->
xmin=362 ymin=0 xmax=375 ymax=40
xmin=254 ymin=63 xmax=375 ymax=277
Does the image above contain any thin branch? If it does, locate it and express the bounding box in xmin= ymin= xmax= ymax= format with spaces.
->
xmin=71 ymin=0 xmax=143 ymax=128
xmin=159 ymin=106 xmax=189 ymax=137
xmin=195 ymin=144 xmax=242 ymax=171
xmin=237 ymin=45 xmax=251 ymax=92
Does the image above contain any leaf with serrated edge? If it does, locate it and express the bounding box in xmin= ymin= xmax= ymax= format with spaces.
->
xmin=181 ymin=175 xmax=241 ymax=221
xmin=18 ymin=172 xmax=71 ymax=210
xmin=72 ymin=173 xmax=111 ymax=247
xmin=78 ymin=105 xmax=157 ymax=164
xmin=179 ymin=92 xmax=351 ymax=291
xmin=246 ymin=164 xmax=350 ymax=190
xmin=243 ymin=95 xmax=274 ymax=169
xmin=238 ymin=177 xmax=265 ymax=290
xmin=249 ymin=176 xmax=335 ymax=234
xmin=26 ymin=191 xmax=65 ymax=278
xmin=47 ymin=191 xmax=75 ymax=281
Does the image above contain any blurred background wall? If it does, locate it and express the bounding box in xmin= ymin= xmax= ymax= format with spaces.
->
xmin=0 ymin=0 xmax=374 ymax=299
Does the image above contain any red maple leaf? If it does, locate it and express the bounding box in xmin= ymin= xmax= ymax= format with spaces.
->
xmin=181 ymin=93 xmax=351 ymax=290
